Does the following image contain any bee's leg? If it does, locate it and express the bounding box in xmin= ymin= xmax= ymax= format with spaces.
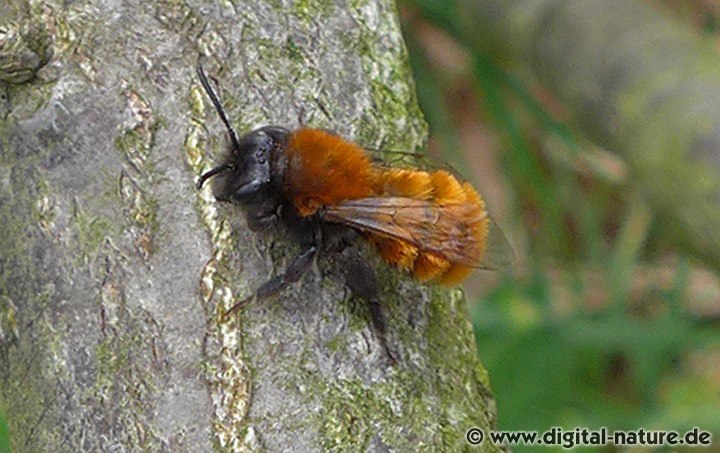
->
xmin=340 ymin=247 xmax=398 ymax=365
xmin=246 ymin=202 xmax=280 ymax=231
xmin=247 ymin=212 xmax=276 ymax=231
xmin=222 ymin=245 xmax=317 ymax=320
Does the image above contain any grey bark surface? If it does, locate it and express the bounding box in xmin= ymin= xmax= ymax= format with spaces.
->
xmin=0 ymin=1 xmax=500 ymax=451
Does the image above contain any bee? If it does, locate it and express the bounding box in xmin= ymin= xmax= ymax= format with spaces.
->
xmin=195 ymin=63 xmax=509 ymax=363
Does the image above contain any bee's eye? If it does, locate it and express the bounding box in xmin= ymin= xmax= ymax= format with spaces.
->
xmin=256 ymin=147 xmax=267 ymax=164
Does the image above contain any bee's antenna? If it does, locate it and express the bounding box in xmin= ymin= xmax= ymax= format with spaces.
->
xmin=196 ymin=162 xmax=235 ymax=189
xmin=196 ymin=62 xmax=241 ymax=152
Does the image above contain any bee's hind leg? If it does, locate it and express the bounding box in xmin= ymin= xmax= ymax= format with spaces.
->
xmin=339 ymin=247 xmax=398 ymax=365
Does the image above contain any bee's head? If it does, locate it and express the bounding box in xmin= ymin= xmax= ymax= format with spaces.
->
xmin=197 ymin=126 xmax=289 ymax=203
xmin=195 ymin=63 xmax=288 ymax=203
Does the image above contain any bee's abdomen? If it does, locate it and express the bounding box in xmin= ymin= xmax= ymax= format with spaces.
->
xmin=371 ymin=168 xmax=488 ymax=285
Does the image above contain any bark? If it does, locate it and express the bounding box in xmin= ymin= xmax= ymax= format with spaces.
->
xmin=413 ymin=0 xmax=720 ymax=272
xmin=0 ymin=1 xmax=500 ymax=451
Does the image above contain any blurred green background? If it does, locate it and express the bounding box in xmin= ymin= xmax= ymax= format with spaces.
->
xmin=400 ymin=0 xmax=720 ymax=450
xmin=0 ymin=408 xmax=8 ymax=453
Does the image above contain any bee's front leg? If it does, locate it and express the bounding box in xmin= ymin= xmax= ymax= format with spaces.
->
xmin=245 ymin=200 xmax=281 ymax=231
xmin=222 ymin=245 xmax=317 ymax=320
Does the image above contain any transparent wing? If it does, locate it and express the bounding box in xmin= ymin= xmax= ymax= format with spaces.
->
xmin=364 ymin=147 xmax=463 ymax=176
xmin=323 ymin=197 xmax=512 ymax=270
xmin=481 ymin=214 xmax=514 ymax=271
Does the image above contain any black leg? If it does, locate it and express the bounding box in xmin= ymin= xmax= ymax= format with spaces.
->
xmin=222 ymin=245 xmax=317 ymax=321
xmin=246 ymin=202 xmax=280 ymax=231
xmin=247 ymin=212 xmax=277 ymax=231
xmin=340 ymin=248 xmax=398 ymax=365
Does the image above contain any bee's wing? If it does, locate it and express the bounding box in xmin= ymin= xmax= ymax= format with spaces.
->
xmin=323 ymin=197 xmax=512 ymax=269
xmin=480 ymin=214 xmax=515 ymax=271
xmin=365 ymin=148 xmax=462 ymax=176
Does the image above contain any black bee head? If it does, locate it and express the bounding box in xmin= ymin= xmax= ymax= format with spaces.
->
xmin=194 ymin=63 xmax=288 ymax=204
xmin=198 ymin=126 xmax=288 ymax=203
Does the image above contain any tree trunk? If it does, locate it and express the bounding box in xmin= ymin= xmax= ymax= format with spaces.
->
xmin=414 ymin=0 xmax=720 ymax=272
xmin=0 ymin=1 xmax=500 ymax=451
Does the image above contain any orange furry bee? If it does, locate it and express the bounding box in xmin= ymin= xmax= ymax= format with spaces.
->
xmin=195 ymin=64 xmax=509 ymax=363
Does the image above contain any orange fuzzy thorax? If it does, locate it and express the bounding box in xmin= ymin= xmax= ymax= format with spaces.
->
xmin=284 ymin=128 xmax=488 ymax=284
xmin=285 ymin=129 xmax=375 ymax=216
